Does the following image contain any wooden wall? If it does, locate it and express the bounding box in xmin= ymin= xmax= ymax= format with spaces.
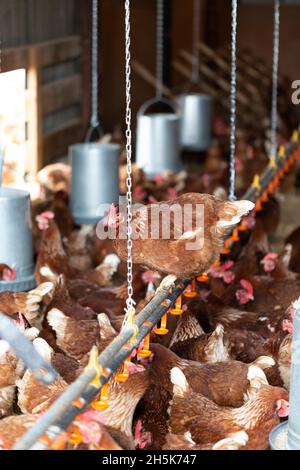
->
xmin=1 ymin=0 xmax=207 ymax=167
xmin=1 ymin=0 xmax=80 ymax=47
xmin=236 ymin=3 xmax=300 ymax=81
xmin=2 ymin=1 xmax=299 ymax=169
xmin=1 ymin=0 xmax=82 ymax=173
xmin=205 ymin=1 xmax=300 ymax=82
xmin=95 ymin=0 xmax=207 ymax=133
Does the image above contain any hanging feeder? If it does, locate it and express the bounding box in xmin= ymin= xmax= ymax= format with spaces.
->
xmin=136 ymin=97 xmax=183 ymax=178
xmin=136 ymin=0 xmax=183 ymax=178
xmin=0 ymin=187 xmax=35 ymax=292
xmin=178 ymin=93 xmax=213 ymax=152
xmin=70 ymin=0 xmax=120 ymax=225
xmin=178 ymin=0 xmax=213 ymax=152
xmin=70 ymin=142 xmax=120 ymax=225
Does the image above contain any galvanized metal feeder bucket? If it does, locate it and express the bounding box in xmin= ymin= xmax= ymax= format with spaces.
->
xmin=136 ymin=97 xmax=183 ymax=178
xmin=70 ymin=142 xmax=120 ymax=225
xmin=0 ymin=187 xmax=35 ymax=292
xmin=178 ymin=93 xmax=213 ymax=152
xmin=269 ymin=297 xmax=300 ymax=450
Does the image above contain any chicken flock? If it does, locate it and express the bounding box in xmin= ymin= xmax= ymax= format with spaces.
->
xmin=0 ymin=122 xmax=300 ymax=451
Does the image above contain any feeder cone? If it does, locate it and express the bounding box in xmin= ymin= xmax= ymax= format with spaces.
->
xmin=251 ymin=174 xmax=261 ymax=195
xmin=267 ymin=181 xmax=275 ymax=194
xmin=39 ymin=435 xmax=53 ymax=448
xmin=231 ymin=228 xmax=240 ymax=242
xmin=255 ymin=199 xmax=263 ymax=212
xmin=212 ymin=259 xmax=221 ymax=268
xmin=51 ymin=433 xmax=68 ymax=451
xmin=268 ymin=155 xmax=277 ymax=170
xmin=154 ymin=312 xmax=169 ymax=334
xmin=91 ymin=383 xmax=110 ymax=411
xmin=169 ymin=296 xmax=184 ymax=315
xmin=137 ymin=334 xmax=152 ymax=358
xmin=116 ymin=359 xmax=130 ymax=382
xmin=238 ymin=223 xmax=249 ymax=232
xmin=292 ymin=129 xmax=299 ymax=143
xmin=274 ymin=175 xmax=280 ymax=186
xmin=278 ymin=145 xmax=286 ymax=159
xmin=261 ymin=191 xmax=269 ymax=203
xmin=68 ymin=427 xmax=83 ymax=445
xmin=184 ymin=279 xmax=197 ymax=298
xmin=197 ymin=272 xmax=210 ymax=282
xmin=220 ymin=238 xmax=231 ymax=255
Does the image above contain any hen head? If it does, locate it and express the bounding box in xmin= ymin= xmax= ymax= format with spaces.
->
xmin=0 ymin=264 xmax=17 ymax=281
xmin=134 ymin=420 xmax=152 ymax=449
xmin=260 ymin=252 xmax=278 ymax=273
xmin=276 ymin=399 xmax=289 ymax=418
xmin=235 ymin=280 xmax=254 ymax=305
xmin=102 ymin=204 xmax=122 ymax=231
xmin=282 ymin=319 xmax=294 ymax=335
xmin=36 ymin=211 xmax=55 ymax=231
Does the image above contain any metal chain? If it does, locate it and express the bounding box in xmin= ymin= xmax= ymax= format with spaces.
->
xmin=156 ymin=0 xmax=164 ymax=97
xmin=270 ymin=0 xmax=280 ymax=158
xmin=0 ymin=38 xmax=3 ymax=186
xmin=192 ymin=0 xmax=200 ymax=83
xmin=229 ymin=0 xmax=238 ymax=202
xmin=124 ymin=0 xmax=135 ymax=319
xmin=90 ymin=0 xmax=99 ymax=129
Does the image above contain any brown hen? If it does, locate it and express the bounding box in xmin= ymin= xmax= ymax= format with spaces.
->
xmin=150 ymin=343 xmax=274 ymax=408
xmin=107 ymin=193 xmax=254 ymax=278
xmin=35 ymin=220 xmax=119 ymax=286
xmin=168 ymin=367 xmax=289 ymax=450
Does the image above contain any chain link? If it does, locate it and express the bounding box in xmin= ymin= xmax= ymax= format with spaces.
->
xmin=228 ymin=0 xmax=238 ymax=202
xmin=90 ymin=0 xmax=99 ymax=129
xmin=156 ymin=0 xmax=164 ymax=97
xmin=270 ymin=0 xmax=280 ymax=158
xmin=124 ymin=0 xmax=135 ymax=320
xmin=192 ymin=0 xmax=200 ymax=84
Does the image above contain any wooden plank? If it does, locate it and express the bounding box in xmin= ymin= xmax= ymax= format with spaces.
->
xmin=1 ymin=47 xmax=29 ymax=73
xmin=41 ymin=59 xmax=80 ymax=85
xmin=1 ymin=36 xmax=81 ymax=73
xmin=43 ymin=123 xmax=81 ymax=164
xmin=26 ymin=47 xmax=43 ymax=175
xmin=41 ymin=74 xmax=82 ymax=115
xmin=37 ymin=36 xmax=81 ymax=67
xmin=43 ymin=110 xmax=81 ymax=137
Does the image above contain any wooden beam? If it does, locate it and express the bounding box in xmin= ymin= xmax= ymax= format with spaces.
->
xmin=2 ymin=47 xmax=28 ymax=73
xmin=1 ymin=36 xmax=81 ymax=73
xmin=41 ymin=74 xmax=82 ymax=115
xmin=81 ymin=0 xmax=92 ymax=139
xmin=26 ymin=48 xmax=43 ymax=176
xmin=37 ymin=36 xmax=81 ymax=67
